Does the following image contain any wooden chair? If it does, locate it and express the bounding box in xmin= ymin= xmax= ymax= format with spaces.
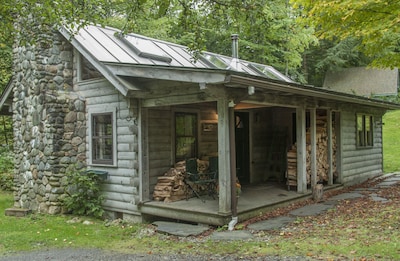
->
xmin=185 ymin=157 xmax=218 ymax=202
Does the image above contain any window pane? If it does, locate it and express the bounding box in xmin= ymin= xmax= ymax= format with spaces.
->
xmin=357 ymin=114 xmax=364 ymax=146
xmin=356 ymin=114 xmax=373 ymax=147
xmin=175 ymin=113 xmax=197 ymax=161
xmin=92 ymin=113 xmax=113 ymax=164
xmin=366 ymin=116 xmax=373 ymax=146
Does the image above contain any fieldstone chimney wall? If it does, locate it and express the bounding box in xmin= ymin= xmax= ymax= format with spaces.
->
xmin=12 ymin=29 xmax=86 ymax=214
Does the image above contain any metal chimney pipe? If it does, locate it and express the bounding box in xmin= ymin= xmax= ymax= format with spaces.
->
xmin=230 ymin=34 xmax=241 ymax=70
xmin=231 ymin=34 xmax=239 ymax=59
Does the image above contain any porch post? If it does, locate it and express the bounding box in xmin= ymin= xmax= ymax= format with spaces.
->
xmin=296 ymin=106 xmax=307 ymax=193
xmin=139 ymin=105 xmax=150 ymax=202
xmin=327 ymin=109 xmax=333 ymax=185
xmin=217 ymin=98 xmax=232 ymax=215
xmin=309 ymin=108 xmax=317 ymax=187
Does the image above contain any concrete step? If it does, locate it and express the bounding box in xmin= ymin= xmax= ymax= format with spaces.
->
xmin=5 ymin=208 xmax=31 ymax=217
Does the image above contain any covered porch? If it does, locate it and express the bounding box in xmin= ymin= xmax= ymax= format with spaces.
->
xmin=138 ymin=79 xmax=341 ymax=225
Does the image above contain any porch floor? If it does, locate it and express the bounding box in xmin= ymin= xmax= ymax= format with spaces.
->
xmin=141 ymin=182 xmax=342 ymax=226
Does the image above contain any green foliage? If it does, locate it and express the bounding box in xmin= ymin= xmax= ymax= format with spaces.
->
xmin=293 ymin=0 xmax=400 ymax=69
xmin=303 ymin=38 xmax=371 ymax=86
xmin=0 ymin=116 xmax=13 ymax=148
xmin=383 ymin=110 xmax=400 ymax=173
xmin=0 ymin=147 xmax=14 ymax=191
xmin=62 ymin=167 xmax=105 ymax=218
xmin=0 ymin=45 xmax=12 ymax=92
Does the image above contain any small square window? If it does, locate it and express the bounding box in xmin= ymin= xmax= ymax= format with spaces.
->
xmin=91 ymin=112 xmax=114 ymax=165
xmin=356 ymin=114 xmax=373 ymax=147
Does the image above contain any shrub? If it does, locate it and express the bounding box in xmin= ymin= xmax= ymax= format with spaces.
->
xmin=0 ymin=147 xmax=14 ymax=191
xmin=62 ymin=166 xmax=105 ymax=218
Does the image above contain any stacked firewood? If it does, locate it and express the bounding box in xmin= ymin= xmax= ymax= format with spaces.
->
xmin=153 ymin=162 xmax=188 ymax=202
xmin=286 ymin=114 xmax=337 ymax=188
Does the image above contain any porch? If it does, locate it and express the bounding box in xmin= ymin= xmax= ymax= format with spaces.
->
xmin=140 ymin=182 xmax=342 ymax=226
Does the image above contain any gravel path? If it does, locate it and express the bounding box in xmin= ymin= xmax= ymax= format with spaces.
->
xmin=0 ymin=248 xmax=307 ymax=261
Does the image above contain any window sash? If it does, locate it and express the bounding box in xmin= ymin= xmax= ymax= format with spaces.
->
xmin=92 ymin=113 xmax=114 ymax=165
xmin=175 ymin=113 xmax=198 ymax=161
xmin=357 ymin=114 xmax=373 ymax=147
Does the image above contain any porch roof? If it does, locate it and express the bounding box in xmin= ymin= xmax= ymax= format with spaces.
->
xmin=60 ymin=24 xmax=400 ymax=110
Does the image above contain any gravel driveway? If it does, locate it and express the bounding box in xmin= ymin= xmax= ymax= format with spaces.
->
xmin=0 ymin=248 xmax=307 ymax=261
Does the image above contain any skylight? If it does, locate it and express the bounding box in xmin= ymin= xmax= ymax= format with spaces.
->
xmin=200 ymin=54 xmax=229 ymax=69
xmin=249 ymin=63 xmax=293 ymax=82
xmin=119 ymin=34 xmax=172 ymax=63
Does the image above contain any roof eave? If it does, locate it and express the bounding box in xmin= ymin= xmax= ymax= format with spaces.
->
xmin=58 ymin=26 xmax=139 ymax=96
xmin=226 ymin=74 xmax=400 ymax=110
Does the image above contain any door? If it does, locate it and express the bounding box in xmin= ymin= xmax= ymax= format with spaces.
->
xmin=235 ymin=112 xmax=250 ymax=184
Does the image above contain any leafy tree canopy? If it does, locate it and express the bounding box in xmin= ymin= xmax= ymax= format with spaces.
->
xmin=0 ymin=0 xmax=317 ymax=83
xmin=293 ymin=0 xmax=400 ymax=68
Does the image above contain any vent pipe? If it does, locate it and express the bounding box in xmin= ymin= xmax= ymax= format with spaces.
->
xmin=230 ymin=34 xmax=241 ymax=71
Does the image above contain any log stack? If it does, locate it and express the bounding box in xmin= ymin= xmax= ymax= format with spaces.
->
xmin=153 ymin=162 xmax=188 ymax=202
xmin=286 ymin=113 xmax=337 ymax=188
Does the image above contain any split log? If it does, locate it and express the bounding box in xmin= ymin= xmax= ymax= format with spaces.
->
xmin=153 ymin=167 xmax=188 ymax=202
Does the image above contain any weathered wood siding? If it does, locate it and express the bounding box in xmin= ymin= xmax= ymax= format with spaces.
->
xmin=77 ymin=78 xmax=140 ymax=215
xmin=147 ymin=106 xmax=173 ymax=191
xmin=340 ymin=107 xmax=385 ymax=185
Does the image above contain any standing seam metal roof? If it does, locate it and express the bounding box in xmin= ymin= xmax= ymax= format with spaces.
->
xmin=71 ymin=24 xmax=293 ymax=83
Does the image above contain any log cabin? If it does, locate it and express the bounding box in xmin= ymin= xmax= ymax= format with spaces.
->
xmin=1 ymin=24 xmax=399 ymax=225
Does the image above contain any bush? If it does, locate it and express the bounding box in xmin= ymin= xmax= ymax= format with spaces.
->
xmin=62 ymin=166 xmax=105 ymax=218
xmin=0 ymin=147 xmax=14 ymax=191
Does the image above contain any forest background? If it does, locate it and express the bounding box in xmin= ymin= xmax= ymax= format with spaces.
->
xmin=0 ymin=0 xmax=399 ymax=147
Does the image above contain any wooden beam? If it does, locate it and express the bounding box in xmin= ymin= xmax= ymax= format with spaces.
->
xmin=106 ymin=63 xmax=228 ymax=84
xmin=296 ymin=106 xmax=307 ymax=193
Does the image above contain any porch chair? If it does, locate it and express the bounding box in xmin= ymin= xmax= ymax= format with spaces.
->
xmin=185 ymin=157 xmax=218 ymax=202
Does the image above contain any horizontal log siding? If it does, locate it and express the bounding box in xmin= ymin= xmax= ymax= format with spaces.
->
xmin=340 ymin=109 xmax=384 ymax=185
xmin=78 ymin=79 xmax=139 ymax=213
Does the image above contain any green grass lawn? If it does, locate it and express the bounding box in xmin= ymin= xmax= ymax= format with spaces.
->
xmin=0 ymin=110 xmax=399 ymax=259
xmin=2 ymin=183 xmax=400 ymax=260
xmin=383 ymin=109 xmax=400 ymax=173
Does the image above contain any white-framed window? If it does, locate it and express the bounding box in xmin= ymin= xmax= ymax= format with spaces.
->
xmin=89 ymin=109 xmax=117 ymax=166
xmin=356 ymin=114 xmax=373 ymax=147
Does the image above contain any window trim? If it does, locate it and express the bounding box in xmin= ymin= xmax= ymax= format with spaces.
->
xmin=89 ymin=108 xmax=117 ymax=166
xmin=356 ymin=113 xmax=374 ymax=148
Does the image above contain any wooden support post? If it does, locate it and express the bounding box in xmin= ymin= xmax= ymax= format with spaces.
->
xmin=327 ymin=109 xmax=333 ymax=185
xmin=217 ymin=98 xmax=232 ymax=215
xmin=309 ymin=108 xmax=317 ymax=187
xmin=139 ymin=105 xmax=150 ymax=202
xmin=296 ymin=106 xmax=307 ymax=193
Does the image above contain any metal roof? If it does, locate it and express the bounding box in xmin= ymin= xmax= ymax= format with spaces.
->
xmin=61 ymin=24 xmax=293 ymax=83
xmin=57 ymin=24 xmax=400 ymax=110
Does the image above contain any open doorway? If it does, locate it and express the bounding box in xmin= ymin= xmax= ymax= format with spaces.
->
xmin=235 ymin=112 xmax=250 ymax=184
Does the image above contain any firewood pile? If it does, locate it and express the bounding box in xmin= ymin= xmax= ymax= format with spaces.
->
xmin=152 ymin=159 xmax=211 ymax=202
xmin=153 ymin=162 xmax=187 ymax=203
xmin=286 ymin=114 xmax=337 ymax=188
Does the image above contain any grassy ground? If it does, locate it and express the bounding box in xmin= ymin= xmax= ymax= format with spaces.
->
xmin=0 ymin=110 xmax=399 ymax=259
xmin=1 ymin=176 xmax=400 ymax=260
xmin=383 ymin=110 xmax=400 ymax=173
